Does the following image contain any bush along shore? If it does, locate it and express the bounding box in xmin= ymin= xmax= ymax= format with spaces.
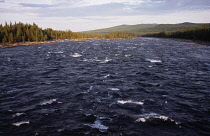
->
xmin=0 ymin=22 xmax=133 ymax=48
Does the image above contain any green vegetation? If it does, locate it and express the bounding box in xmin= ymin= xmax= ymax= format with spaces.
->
xmin=1 ymin=22 xmax=209 ymax=47
xmin=0 ymin=22 xmax=48 ymax=44
xmin=82 ymin=24 xmax=158 ymax=34
xmin=134 ymin=22 xmax=208 ymax=36
xmin=83 ymin=22 xmax=208 ymax=36
xmin=0 ymin=22 xmax=132 ymax=46
xmin=142 ymin=25 xmax=210 ymax=41
xmin=83 ymin=22 xmax=210 ymax=41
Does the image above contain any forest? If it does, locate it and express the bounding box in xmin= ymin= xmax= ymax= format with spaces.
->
xmin=1 ymin=22 xmax=210 ymax=48
xmin=82 ymin=22 xmax=208 ymax=36
xmin=142 ymin=25 xmax=210 ymax=41
xmin=0 ymin=22 xmax=132 ymax=45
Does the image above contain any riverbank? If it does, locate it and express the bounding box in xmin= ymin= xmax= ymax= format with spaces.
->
xmin=0 ymin=38 xmax=131 ymax=48
xmin=172 ymin=38 xmax=210 ymax=46
xmin=0 ymin=40 xmax=65 ymax=48
xmin=1 ymin=38 xmax=209 ymax=49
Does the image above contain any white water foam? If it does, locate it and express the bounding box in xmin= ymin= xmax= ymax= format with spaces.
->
xmin=40 ymin=99 xmax=57 ymax=106
xmin=103 ymin=74 xmax=110 ymax=78
xmin=146 ymin=59 xmax=162 ymax=63
xmin=125 ymin=54 xmax=132 ymax=57
xmin=7 ymin=89 xmax=20 ymax=94
xmin=87 ymin=86 xmax=93 ymax=93
xmin=135 ymin=113 xmax=180 ymax=125
xmin=13 ymin=113 xmax=26 ymax=118
xmin=108 ymin=88 xmax=120 ymax=91
xmin=86 ymin=119 xmax=109 ymax=132
xmin=103 ymin=79 xmax=122 ymax=82
xmin=47 ymin=51 xmax=64 ymax=54
xmin=117 ymin=100 xmax=144 ymax=105
xmin=83 ymin=57 xmax=112 ymax=63
xmin=55 ymin=51 xmax=64 ymax=54
xmin=99 ymin=57 xmax=112 ymax=63
xmin=12 ymin=121 xmax=30 ymax=126
xmin=83 ymin=58 xmax=101 ymax=62
xmin=83 ymin=58 xmax=92 ymax=62
xmin=70 ymin=53 xmax=82 ymax=57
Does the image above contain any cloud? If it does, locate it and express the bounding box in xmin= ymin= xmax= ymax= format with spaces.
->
xmin=154 ymin=0 xmax=210 ymax=10
xmin=5 ymin=0 xmax=60 ymax=5
xmin=37 ymin=3 xmax=129 ymax=17
xmin=75 ymin=0 xmax=146 ymax=7
xmin=2 ymin=0 xmax=210 ymax=17
xmin=20 ymin=3 xmax=55 ymax=8
xmin=1 ymin=0 xmax=210 ymax=31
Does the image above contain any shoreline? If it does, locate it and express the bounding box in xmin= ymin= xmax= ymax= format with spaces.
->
xmin=0 ymin=38 xmax=130 ymax=48
xmin=0 ymin=40 xmax=64 ymax=48
xmin=1 ymin=38 xmax=210 ymax=49
xmin=0 ymin=39 xmax=92 ymax=48
xmin=143 ymin=37 xmax=210 ymax=46
xmin=172 ymin=38 xmax=210 ymax=46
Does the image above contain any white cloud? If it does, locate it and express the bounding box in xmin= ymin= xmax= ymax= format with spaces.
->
xmin=0 ymin=0 xmax=210 ymax=31
xmin=79 ymin=0 xmax=146 ymax=6
xmin=5 ymin=0 xmax=62 ymax=5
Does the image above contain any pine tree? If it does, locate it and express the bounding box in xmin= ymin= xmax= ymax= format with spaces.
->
xmin=9 ymin=33 xmax=14 ymax=43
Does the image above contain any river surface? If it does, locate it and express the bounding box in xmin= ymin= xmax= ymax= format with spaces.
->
xmin=0 ymin=37 xmax=210 ymax=136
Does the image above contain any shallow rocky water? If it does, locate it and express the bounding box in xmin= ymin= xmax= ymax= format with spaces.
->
xmin=0 ymin=37 xmax=210 ymax=136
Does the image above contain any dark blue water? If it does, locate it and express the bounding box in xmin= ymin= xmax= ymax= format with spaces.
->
xmin=0 ymin=37 xmax=210 ymax=136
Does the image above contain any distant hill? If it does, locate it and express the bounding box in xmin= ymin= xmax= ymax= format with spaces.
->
xmin=82 ymin=22 xmax=209 ymax=36
xmin=82 ymin=24 xmax=158 ymax=34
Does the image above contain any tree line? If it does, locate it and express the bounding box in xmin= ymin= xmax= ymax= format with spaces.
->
xmin=142 ymin=25 xmax=210 ymax=41
xmin=0 ymin=22 xmax=132 ymax=44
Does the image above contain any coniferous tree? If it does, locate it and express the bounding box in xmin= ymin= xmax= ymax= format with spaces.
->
xmin=0 ymin=22 xmax=133 ymax=46
xmin=142 ymin=25 xmax=210 ymax=41
xmin=9 ymin=33 xmax=14 ymax=43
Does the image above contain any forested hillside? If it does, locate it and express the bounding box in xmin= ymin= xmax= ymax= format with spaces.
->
xmin=142 ymin=25 xmax=210 ymax=41
xmin=0 ymin=22 xmax=132 ymax=45
xmin=82 ymin=24 xmax=158 ymax=34
xmin=83 ymin=22 xmax=208 ymax=36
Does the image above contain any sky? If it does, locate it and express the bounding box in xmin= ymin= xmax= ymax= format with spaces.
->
xmin=0 ymin=0 xmax=210 ymax=31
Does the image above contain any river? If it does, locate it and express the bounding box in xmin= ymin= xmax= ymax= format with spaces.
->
xmin=0 ymin=37 xmax=210 ymax=136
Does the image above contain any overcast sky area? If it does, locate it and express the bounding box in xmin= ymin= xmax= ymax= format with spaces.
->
xmin=0 ymin=0 xmax=210 ymax=31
